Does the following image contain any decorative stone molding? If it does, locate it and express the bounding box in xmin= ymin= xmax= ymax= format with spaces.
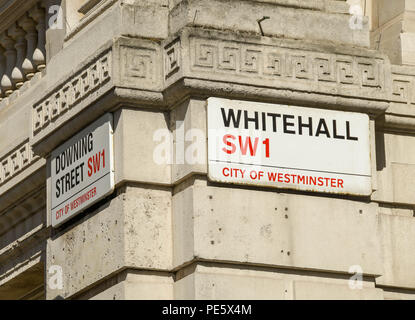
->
xmin=115 ymin=42 xmax=162 ymax=90
xmin=0 ymin=0 xmax=39 ymax=32
xmin=188 ymin=38 xmax=383 ymax=87
xmin=32 ymin=50 xmax=112 ymax=136
xmin=31 ymin=37 xmax=164 ymax=156
xmin=382 ymin=65 xmax=415 ymax=132
xmin=0 ymin=140 xmax=38 ymax=186
xmin=391 ymin=65 xmax=415 ymax=105
xmin=164 ymin=38 xmax=181 ymax=80
xmin=164 ymin=30 xmax=388 ymax=103
xmin=26 ymin=30 xmax=415 ymax=158
xmin=0 ymin=186 xmax=45 ymax=236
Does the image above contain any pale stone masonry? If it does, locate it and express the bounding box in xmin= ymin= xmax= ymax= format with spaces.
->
xmin=0 ymin=0 xmax=414 ymax=300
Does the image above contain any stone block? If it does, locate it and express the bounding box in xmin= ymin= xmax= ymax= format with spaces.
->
xmin=376 ymin=213 xmax=415 ymax=289
xmin=171 ymin=99 xmax=208 ymax=183
xmin=47 ymin=185 xmax=173 ymax=299
xmin=174 ymin=264 xmax=288 ymax=300
xmin=123 ymin=186 xmax=173 ymax=270
xmin=173 ymin=178 xmax=382 ymax=275
xmin=174 ymin=263 xmax=383 ymax=300
xmin=169 ymin=0 xmax=369 ymax=47
xmin=114 ymin=108 xmax=171 ymax=186
xmin=401 ymin=32 xmax=415 ymax=65
xmin=377 ymin=0 xmax=405 ymax=27
xmin=391 ymin=163 xmax=415 ymax=205
xmin=80 ymin=271 xmax=174 ymax=300
xmin=372 ymin=133 xmax=415 ymax=205
xmin=293 ymin=280 xmax=383 ymax=300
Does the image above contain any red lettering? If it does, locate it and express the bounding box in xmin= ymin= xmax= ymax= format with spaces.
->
xmin=222 ymin=135 xmax=236 ymax=154
xmin=239 ymin=136 xmax=259 ymax=156
xmin=88 ymin=158 xmax=93 ymax=177
xmin=268 ymin=172 xmax=277 ymax=182
xmin=93 ymin=153 xmax=101 ymax=173
xmin=102 ymin=149 xmax=105 ymax=168
xmin=263 ymin=138 xmax=270 ymax=158
xmin=223 ymin=167 xmax=230 ymax=177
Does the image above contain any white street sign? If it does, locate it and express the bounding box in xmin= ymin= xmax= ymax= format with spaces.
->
xmin=50 ymin=113 xmax=114 ymax=227
xmin=207 ymin=98 xmax=372 ymax=196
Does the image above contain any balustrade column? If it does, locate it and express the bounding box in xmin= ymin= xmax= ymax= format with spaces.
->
xmin=0 ymin=32 xmax=16 ymax=97
xmin=19 ymin=14 xmax=37 ymax=80
xmin=9 ymin=24 xmax=26 ymax=89
xmin=0 ymin=46 xmax=5 ymax=100
xmin=29 ymin=5 xmax=46 ymax=72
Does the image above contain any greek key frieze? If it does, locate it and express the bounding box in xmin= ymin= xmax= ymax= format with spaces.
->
xmin=164 ymin=38 xmax=181 ymax=79
xmin=391 ymin=71 xmax=415 ymax=104
xmin=189 ymin=38 xmax=385 ymax=91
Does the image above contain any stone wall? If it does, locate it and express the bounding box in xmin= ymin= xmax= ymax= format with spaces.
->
xmin=0 ymin=0 xmax=414 ymax=300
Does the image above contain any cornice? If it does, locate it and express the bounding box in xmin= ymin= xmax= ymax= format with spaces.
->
xmin=0 ymin=0 xmax=40 ymax=33
xmin=29 ymin=29 xmax=394 ymax=155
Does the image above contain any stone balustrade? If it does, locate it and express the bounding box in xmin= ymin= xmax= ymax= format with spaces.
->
xmin=0 ymin=2 xmax=46 ymax=101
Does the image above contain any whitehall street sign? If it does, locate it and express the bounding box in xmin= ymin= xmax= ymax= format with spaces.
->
xmin=50 ymin=113 xmax=114 ymax=227
xmin=207 ymin=98 xmax=372 ymax=196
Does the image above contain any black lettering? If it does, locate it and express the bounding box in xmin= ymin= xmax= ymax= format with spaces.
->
xmin=55 ymin=156 xmax=61 ymax=174
xmin=79 ymin=162 xmax=85 ymax=182
xmin=298 ymin=116 xmax=313 ymax=136
xmin=73 ymin=141 xmax=79 ymax=162
xmin=244 ymin=110 xmax=259 ymax=130
xmin=65 ymin=172 xmax=71 ymax=193
xmin=267 ymin=113 xmax=281 ymax=132
xmin=65 ymin=147 xmax=73 ymax=168
xmin=283 ymin=115 xmax=296 ymax=134
xmin=315 ymin=118 xmax=331 ymax=138
xmin=88 ymin=133 xmax=93 ymax=152
xmin=346 ymin=121 xmax=358 ymax=141
xmin=221 ymin=108 xmax=242 ymax=128
xmin=56 ymin=180 xmax=60 ymax=198
xmin=333 ymin=120 xmax=345 ymax=140
xmin=60 ymin=175 xmax=65 ymax=195
xmin=75 ymin=165 xmax=80 ymax=185
xmin=71 ymin=168 xmax=75 ymax=188
xmin=60 ymin=153 xmax=65 ymax=171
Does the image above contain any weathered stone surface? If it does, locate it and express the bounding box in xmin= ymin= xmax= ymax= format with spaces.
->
xmin=175 ymin=264 xmax=287 ymax=299
xmin=164 ymin=28 xmax=389 ymax=106
xmin=173 ymin=178 xmax=382 ymax=275
xmin=293 ymin=280 xmax=383 ymax=300
xmin=170 ymin=0 xmax=369 ymax=47
xmin=46 ymin=185 xmax=173 ymax=299
xmin=171 ymin=98 xmax=207 ymax=183
xmin=114 ymin=108 xmax=171 ymax=186
xmin=370 ymin=0 xmax=415 ymax=66
xmin=2 ymin=0 xmax=415 ymax=300
xmin=174 ymin=263 xmax=383 ymax=300
xmin=376 ymin=213 xmax=415 ymax=289
xmin=372 ymin=132 xmax=415 ymax=205
xmin=85 ymin=271 xmax=174 ymax=300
